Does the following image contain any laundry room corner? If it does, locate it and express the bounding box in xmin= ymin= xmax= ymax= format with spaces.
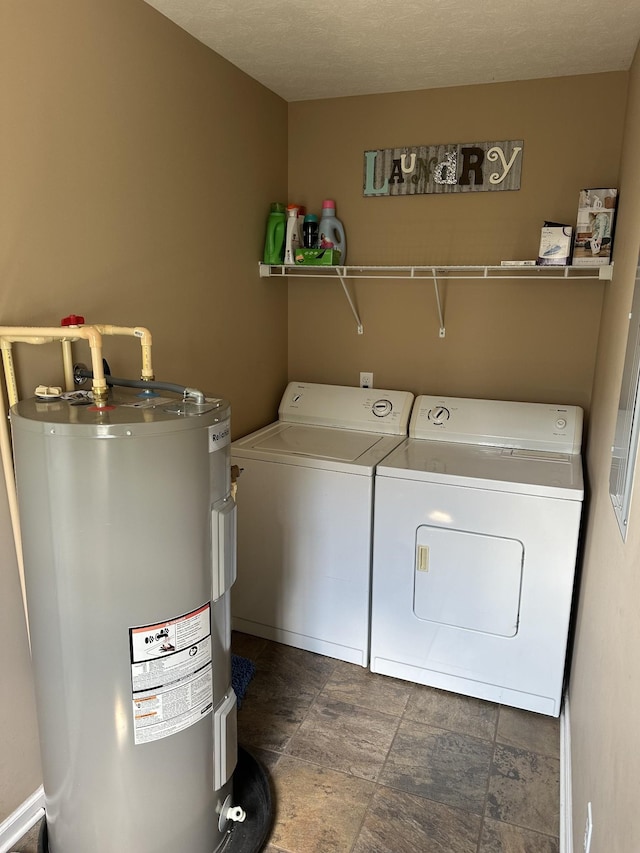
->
xmin=4 ymin=1 xmax=640 ymax=851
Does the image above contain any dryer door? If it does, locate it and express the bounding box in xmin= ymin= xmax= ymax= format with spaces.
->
xmin=414 ymin=526 xmax=523 ymax=637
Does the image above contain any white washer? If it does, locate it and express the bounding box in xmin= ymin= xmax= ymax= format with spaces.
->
xmin=370 ymin=395 xmax=584 ymax=716
xmin=231 ymin=382 xmax=414 ymax=666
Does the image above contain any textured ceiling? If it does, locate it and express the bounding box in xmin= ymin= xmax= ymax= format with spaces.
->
xmin=143 ymin=0 xmax=640 ymax=102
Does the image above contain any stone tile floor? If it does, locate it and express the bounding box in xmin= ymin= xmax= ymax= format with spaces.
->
xmin=13 ymin=631 xmax=560 ymax=853
xmin=235 ymin=632 xmax=560 ymax=853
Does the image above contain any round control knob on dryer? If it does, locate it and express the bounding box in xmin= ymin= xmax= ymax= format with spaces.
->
xmin=372 ymin=399 xmax=393 ymax=417
xmin=555 ymin=418 xmax=567 ymax=430
xmin=429 ymin=406 xmax=450 ymax=425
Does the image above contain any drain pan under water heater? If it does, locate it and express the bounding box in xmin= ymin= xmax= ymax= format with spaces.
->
xmin=10 ymin=392 xmax=268 ymax=853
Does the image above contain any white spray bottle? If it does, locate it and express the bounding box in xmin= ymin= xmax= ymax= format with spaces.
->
xmin=284 ymin=204 xmax=302 ymax=265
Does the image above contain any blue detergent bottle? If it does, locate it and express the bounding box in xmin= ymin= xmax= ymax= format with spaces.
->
xmin=263 ymin=202 xmax=286 ymax=264
xmin=318 ymin=199 xmax=346 ymax=263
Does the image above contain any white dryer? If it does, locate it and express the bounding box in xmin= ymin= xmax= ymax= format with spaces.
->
xmin=370 ymin=395 xmax=584 ymax=716
xmin=231 ymin=382 xmax=414 ymax=666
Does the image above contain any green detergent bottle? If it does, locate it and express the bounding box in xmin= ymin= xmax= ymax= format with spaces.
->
xmin=263 ymin=202 xmax=286 ymax=264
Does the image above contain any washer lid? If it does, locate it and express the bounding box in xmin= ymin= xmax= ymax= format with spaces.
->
xmin=377 ymin=438 xmax=584 ymax=499
xmin=232 ymin=422 xmax=404 ymax=474
xmin=254 ymin=424 xmax=383 ymax=461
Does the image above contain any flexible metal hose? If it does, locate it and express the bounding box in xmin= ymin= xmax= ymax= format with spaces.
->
xmin=75 ymin=368 xmax=205 ymax=404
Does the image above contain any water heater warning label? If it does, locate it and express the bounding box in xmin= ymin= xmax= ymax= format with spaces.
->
xmin=130 ymin=604 xmax=213 ymax=745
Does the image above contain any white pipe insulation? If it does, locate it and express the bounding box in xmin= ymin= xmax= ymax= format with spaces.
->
xmin=0 ymin=322 xmax=156 ymax=650
xmin=93 ymin=324 xmax=154 ymax=380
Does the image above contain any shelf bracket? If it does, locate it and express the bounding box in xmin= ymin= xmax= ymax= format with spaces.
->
xmin=430 ymin=269 xmax=446 ymax=338
xmin=336 ymin=268 xmax=364 ymax=335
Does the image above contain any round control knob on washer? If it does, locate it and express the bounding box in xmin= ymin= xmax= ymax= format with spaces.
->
xmin=555 ymin=418 xmax=567 ymax=430
xmin=429 ymin=406 xmax=450 ymax=425
xmin=372 ymin=399 xmax=393 ymax=417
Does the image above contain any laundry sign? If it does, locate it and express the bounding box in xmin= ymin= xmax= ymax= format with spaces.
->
xmin=363 ymin=140 xmax=523 ymax=196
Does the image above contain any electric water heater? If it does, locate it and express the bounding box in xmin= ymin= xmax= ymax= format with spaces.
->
xmin=11 ymin=392 xmax=238 ymax=853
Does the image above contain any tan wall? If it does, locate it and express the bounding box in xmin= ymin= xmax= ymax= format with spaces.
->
xmin=0 ymin=0 xmax=288 ymax=438
xmin=0 ymin=0 xmax=287 ymax=822
xmin=569 ymin=45 xmax=640 ymax=853
xmin=288 ymin=74 xmax=627 ymax=410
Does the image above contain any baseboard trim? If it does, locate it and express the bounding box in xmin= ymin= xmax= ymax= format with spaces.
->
xmin=0 ymin=786 xmax=44 ymax=853
xmin=560 ymin=696 xmax=573 ymax=853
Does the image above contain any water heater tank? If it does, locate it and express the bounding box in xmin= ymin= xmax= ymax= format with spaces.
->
xmin=11 ymin=392 xmax=238 ymax=853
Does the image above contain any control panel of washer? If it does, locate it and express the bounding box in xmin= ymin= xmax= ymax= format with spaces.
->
xmin=279 ymin=382 xmax=414 ymax=435
xmin=410 ymin=395 xmax=583 ymax=454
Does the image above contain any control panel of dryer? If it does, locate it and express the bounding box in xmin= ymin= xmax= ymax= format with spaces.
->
xmin=279 ymin=382 xmax=414 ymax=435
xmin=409 ymin=396 xmax=583 ymax=454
